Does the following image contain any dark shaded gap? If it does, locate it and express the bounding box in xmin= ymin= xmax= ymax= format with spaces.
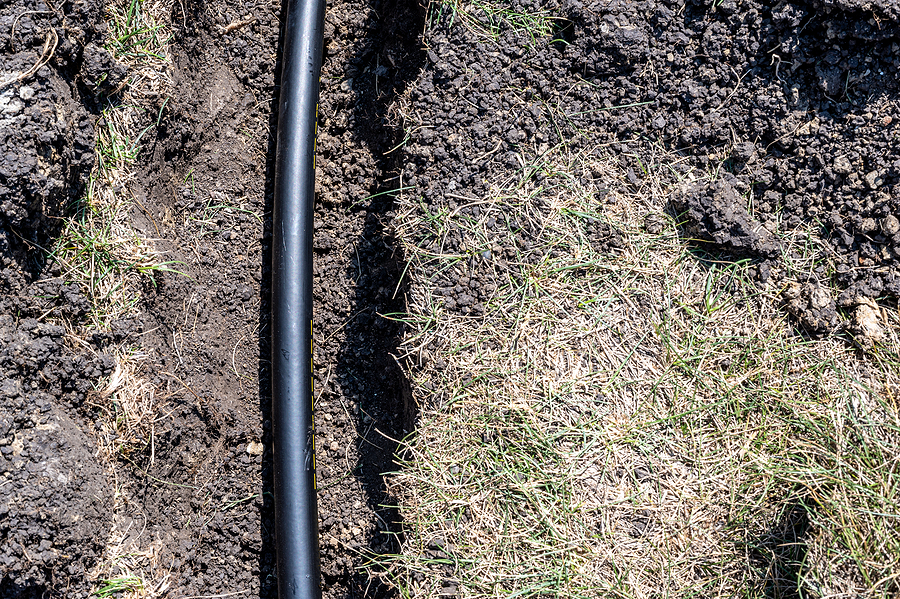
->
xmin=746 ymin=499 xmax=814 ymax=599
xmin=328 ymin=0 xmax=426 ymax=595
xmin=0 ymin=578 xmax=49 ymax=599
xmin=255 ymin=0 xmax=288 ymax=593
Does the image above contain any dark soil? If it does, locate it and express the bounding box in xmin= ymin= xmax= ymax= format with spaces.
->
xmin=2 ymin=0 xmax=899 ymax=596
xmin=3 ymin=0 xmax=422 ymax=594
xmin=399 ymin=0 xmax=899 ymax=337
xmin=1 ymin=0 xmax=118 ymax=595
xmin=671 ymin=179 xmax=782 ymax=259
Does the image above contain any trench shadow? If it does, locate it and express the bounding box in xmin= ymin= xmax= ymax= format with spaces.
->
xmin=0 ymin=579 xmax=48 ymax=599
xmin=255 ymin=1 xmax=287 ymax=597
xmin=330 ymin=0 xmax=426 ymax=595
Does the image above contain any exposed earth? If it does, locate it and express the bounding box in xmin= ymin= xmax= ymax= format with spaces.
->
xmin=1 ymin=0 xmax=898 ymax=595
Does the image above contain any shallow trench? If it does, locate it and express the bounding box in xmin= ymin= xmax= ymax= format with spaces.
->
xmin=103 ymin=0 xmax=426 ymax=595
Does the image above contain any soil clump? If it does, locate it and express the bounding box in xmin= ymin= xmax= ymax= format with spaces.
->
xmin=671 ymin=178 xmax=782 ymax=259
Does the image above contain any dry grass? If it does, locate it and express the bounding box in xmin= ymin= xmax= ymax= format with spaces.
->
xmin=376 ymin=140 xmax=900 ymax=598
xmin=106 ymin=0 xmax=174 ymax=99
xmin=88 ymin=350 xmax=162 ymax=463
xmin=90 ymin=514 xmax=172 ymax=599
xmin=53 ymin=0 xmax=176 ymax=328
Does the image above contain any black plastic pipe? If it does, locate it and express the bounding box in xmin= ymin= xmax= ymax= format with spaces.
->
xmin=270 ymin=0 xmax=325 ymax=594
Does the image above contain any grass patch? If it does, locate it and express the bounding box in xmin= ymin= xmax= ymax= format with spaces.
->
xmin=90 ymin=528 xmax=171 ymax=599
xmin=426 ymin=0 xmax=558 ymax=44
xmin=107 ymin=0 xmax=173 ymax=97
xmin=52 ymin=2 xmax=176 ymax=592
xmin=52 ymin=0 xmax=175 ymax=328
xmin=377 ymin=143 xmax=900 ymax=598
xmin=53 ymin=105 xmax=180 ymax=327
xmin=87 ymin=349 xmax=160 ymax=462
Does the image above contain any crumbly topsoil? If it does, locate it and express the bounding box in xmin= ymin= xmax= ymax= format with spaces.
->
xmin=1 ymin=0 xmax=119 ymax=594
xmin=400 ymin=0 xmax=899 ymax=338
xmin=1 ymin=0 xmax=899 ymax=596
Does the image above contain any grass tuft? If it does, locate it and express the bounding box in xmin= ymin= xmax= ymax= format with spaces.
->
xmin=88 ymin=350 xmax=160 ymax=462
xmin=90 ymin=526 xmax=171 ymax=599
xmin=426 ymin=0 xmax=558 ymax=44
xmin=106 ymin=0 xmax=173 ymax=97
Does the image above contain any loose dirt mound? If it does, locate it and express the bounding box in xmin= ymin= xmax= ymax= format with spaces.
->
xmin=0 ymin=316 xmax=112 ymax=596
xmin=401 ymin=0 xmax=899 ymax=335
xmin=564 ymin=0 xmax=900 ymax=296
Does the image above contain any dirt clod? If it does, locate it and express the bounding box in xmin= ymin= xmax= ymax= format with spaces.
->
xmin=671 ymin=179 xmax=781 ymax=259
xmin=781 ymin=280 xmax=840 ymax=336
xmin=849 ymin=299 xmax=885 ymax=348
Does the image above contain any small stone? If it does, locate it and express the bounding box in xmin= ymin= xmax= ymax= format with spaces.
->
xmin=807 ymin=284 xmax=832 ymax=310
xmin=18 ymin=86 xmax=35 ymax=101
xmin=832 ymin=155 xmax=852 ymax=175
xmin=329 ymin=440 xmax=340 ymax=452
xmin=634 ymin=466 xmax=652 ymax=482
xmin=782 ymin=280 xmax=802 ymax=300
xmin=246 ymin=441 xmax=264 ymax=455
xmin=851 ymin=300 xmax=884 ymax=347
xmin=865 ymin=171 xmax=882 ymax=189
xmin=880 ymin=215 xmax=900 ymax=236
xmin=643 ymin=213 xmax=666 ymax=234
xmin=859 ymin=218 xmax=877 ymax=234
xmin=1 ymin=97 xmax=23 ymax=116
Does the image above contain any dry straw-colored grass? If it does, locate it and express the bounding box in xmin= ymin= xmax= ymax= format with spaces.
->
xmin=54 ymin=3 xmax=178 ymax=594
xmin=378 ymin=140 xmax=900 ymax=598
xmin=89 ymin=351 xmax=161 ymax=462
xmin=90 ymin=514 xmax=172 ymax=599
xmin=53 ymin=0 xmax=175 ymax=328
